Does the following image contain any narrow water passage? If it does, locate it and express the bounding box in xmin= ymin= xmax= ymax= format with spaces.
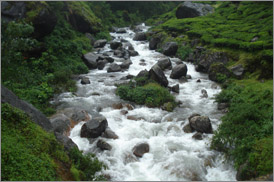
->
xmin=56 ymin=24 xmax=236 ymax=181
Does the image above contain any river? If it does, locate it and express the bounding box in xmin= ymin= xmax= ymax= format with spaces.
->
xmin=55 ymin=24 xmax=236 ymax=181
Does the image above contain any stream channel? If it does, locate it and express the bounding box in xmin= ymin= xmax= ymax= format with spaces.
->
xmin=54 ymin=24 xmax=236 ymax=181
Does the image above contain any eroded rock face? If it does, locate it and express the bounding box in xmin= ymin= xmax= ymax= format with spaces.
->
xmin=80 ymin=116 xmax=108 ymax=138
xmin=176 ymin=2 xmax=214 ymax=19
xmin=170 ymin=64 xmax=188 ymax=79
xmin=149 ymin=64 xmax=169 ymax=87
xmin=189 ymin=116 xmax=213 ymax=134
xmin=162 ymin=42 xmax=178 ymax=56
xmin=1 ymin=86 xmax=53 ymax=132
xmin=133 ymin=32 xmax=147 ymax=41
xmin=133 ymin=143 xmax=149 ymax=157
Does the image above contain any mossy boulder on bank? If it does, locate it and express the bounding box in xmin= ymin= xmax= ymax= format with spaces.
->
xmin=208 ymin=62 xmax=232 ymax=83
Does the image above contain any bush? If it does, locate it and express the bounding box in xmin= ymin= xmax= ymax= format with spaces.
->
xmin=116 ymin=82 xmax=176 ymax=110
xmin=211 ymin=79 xmax=273 ymax=177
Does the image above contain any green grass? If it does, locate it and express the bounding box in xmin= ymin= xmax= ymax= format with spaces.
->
xmin=116 ymin=82 xmax=176 ymax=110
xmin=211 ymin=79 xmax=273 ymax=177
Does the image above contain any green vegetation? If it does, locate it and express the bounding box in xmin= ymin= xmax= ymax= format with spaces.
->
xmin=116 ymin=81 xmax=176 ymax=110
xmin=1 ymin=103 xmax=105 ymax=181
xmin=211 ymin=79 xmax=273 ymax=177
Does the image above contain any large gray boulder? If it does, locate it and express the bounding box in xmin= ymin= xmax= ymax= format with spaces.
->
xmin=107 ymin=63 xmax=122 ymax=72
xmin=1 ymin=86 xmax=53 ymax=132
xmin=149 ymin=37 xmax=161 ymax=50
xmin=110 ymin=41 xmax=122 ymax=50
xmin=157 ymin=58 xmax=172 ymax=70
xmin=162 ymin=42 xmax=178 ymax=56
xmin=50 ymin=114 xmax=71 ymax=135
xmin=82 ymin=52 xmax=99 ymax=69
xmin=133 ymin=143 xmax=149 ymax=157
xmin=80 ymin=116 xmax=108 ymax=138
xmin=133 ymin=32 xmax=147 ymax=41
xmin=189 ymin=116 xmax=213 ymax=134
xmin=149 ymin=64 xmax=169 ymax=87
xmin=176 ymin=2 xmax=214 ymax=19
xmin=170 ymin=64 xmax=188 ymax=79
xmin=120 ymin=59 xmax=132 ymax=69
xmin=94 ymin=39 xmax=107 ymax=48
xmin=97 ymin=59 xmax=108 ymax=70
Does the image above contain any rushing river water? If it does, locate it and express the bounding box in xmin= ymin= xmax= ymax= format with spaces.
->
xmin=55 ymin=24 xmax=236 ymax=181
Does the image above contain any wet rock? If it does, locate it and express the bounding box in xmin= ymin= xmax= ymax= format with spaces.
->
xmin=188 ymin=113 xmax=201 ymax=121
xmin=125 ymin=103 xmax=134 ymax=110
xmin=128 ymin=50 xmax=139 ymax=57
xmin=80 ymin=76 xmax=90 ymax=84
xmin=136 ymin=69 xmax=149 ymax=79
xmin=50 ymin=114 xmax=70 ymax=135
xmin=170 ymin=64 xmax=188 ymax=79
xmin=105 ymin=56 xmax=114 ymax=63
xmin=139 ymin=62 xmax=147 ymax=66
xmin=112 ymin=103 xmax=123 ymax=109
xmin=97 ymin=59 xmax=108 ymax=70
xmin=91 ymin=92 xmax=100 ymax=96
xmin=71 ymin=109 xmax=90 ymax=123
xmin=189 ymin=116 xmax=213 ymax=134
xmin=201 ymin=89 xmax=208 ymax=98
xmin=211 ymin=83 xmax=218 ymax=89
xmin=230 ymin=64 xmax=245 ymax=79
xmin=82 ymin=52 xmax=99 ymax=69
xmin=55 ymin=132 xmax=78 ymax=151
xmin=102 ymin=127 xmax=119 ymax=139
xmin=217 ymin=103 xmax=229 ymax=110
xmin=183 ymin=123 xmax=194 ymax=133
xmin=157 ymin=58 xmax=172 ymax=70
xmin=176 ymin=2 xmax=213 ymax=19
xmin=133 ymin=32 xmax=147 ymax=41
xmin=127 ymin=115 xmax=144 ymax=121
xmin=149 ymin=37 xmax=161 ymax=50
xmin=186 ymin=75 xmax=192 ymax=79
xmin=120 ymin=59 xmax=133 ymax=69
xmin=124 ymin=42 xmax=134 ymax=50
xmin=179 ymin=77 xmax=188 ymax=83
xmin=140 ymin=59 xmax=146 ymax=62
xmin=120 ymin=110 xmax=128 ymax=115
xmin=197 ymin=79 xmax=201 ymax=83
xmin=149 ymin=64 xmax=169 ymax=87
xmin=116 ymin=28 xmax=127 ymax=33
xmin=80 ymin=116 xmax=108 ymax=138
xmin=107 ymin=63 xmax=122 ymax=72
xmin=94 ymin=39 xmax=107 ymax=48
xmin=162 ymin=42 xmax=178 ymax=56
xmin=171 ymin=84 xmax=180 ymax=93
xmin=208 ymin=63 xmax=231 ymax=83
xmin=151 ymin=119 xmax=161 ymax=123
xmin=96 ymin=106 xmax=102 ymax=112
xmin=114 ymin=50 xmax=125 ymax=58
xmin=133 ymin=143 xmax=150 ymax=157
xmin=97 ymin=139 xmax=112 ymax=151
xmin=192 ymin=132 xmax=203 ymax=140
xmin=110 ymin=41 xmax=122 ymax=50
xmin=123 ymin=152 xmax=138 ymax=164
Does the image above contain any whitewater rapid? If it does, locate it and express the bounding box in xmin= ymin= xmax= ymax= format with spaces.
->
xmin=56 ymin=24 xmax=236 ymax=181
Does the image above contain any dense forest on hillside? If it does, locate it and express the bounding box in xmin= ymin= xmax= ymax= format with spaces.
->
xmin=1 ymin=1 xmax=273 ymax=181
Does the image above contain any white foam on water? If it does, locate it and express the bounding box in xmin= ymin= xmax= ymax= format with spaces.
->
xmin=60 ymin=24 xmax=237 ymax=181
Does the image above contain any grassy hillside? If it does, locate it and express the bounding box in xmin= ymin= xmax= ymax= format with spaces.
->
xmin=146 ymin=1 xmax=273 ymax=179
xmin=1 ymin=103 xmax=105 ymax=181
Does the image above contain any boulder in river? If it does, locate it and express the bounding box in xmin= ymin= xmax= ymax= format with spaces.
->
xmin=201 ymin=89 xmax=208 ymax=98
xmin=120 ymin=59 xmax=133 ymax=69
xmin=112 ymin=103 xmax=123 ymax=109
xmin=97 ymin=139 xmax=112 ymax=151
xmin=116 ymin=28 xmax=127 ymax=33
xmin=176 ymin=2 xmax=214 ymax=19
xmin=133 ymin=32 xmax=147 ymax=41
xmin=149 ymin=64 xmax=169 ymax=87
xmin=133 ymin=143 xmax=150 ymax=157
xmin=128 ymin=50 xmax=139 ymax=57
xmin=183 ymin=123 xmax=194 ymax=133
xmin=192 ymin=132 xmax=203 ymax=140
xmin=162 ymin=42 xmax=178 ymax=56
xmin=80 ymin=76 xmax=90 ymax=84
xmin=171 ymin=84 xmax=180 ymax=93
xmin=136 ymin=69 xmax=149 ymax=79
xmin=149 ymin=37 xmax=161 ymax=50
xmin=170 ymin=63 xmax=188 ymax=79
xmin=189 ymin=116 xmax=213 ymax=134
xmin=80 ymin=116 xmax=108 ymax=138
xmin=107 ymin=63 xmax=122 ymax=72
xmin=102 ymin=127 xmax=119 ymax=139
xmin=82 ymin=52 xmax=99 ymax=69
xmin=110 ymin=41 xmax=122 ymax=50
xmin=157 ymin=58 xmax=172 ymax=70
xmin=97 ymin=59 xmax=108 ymax=70
xmin=93 ymin=39 xmax=107 ymax=48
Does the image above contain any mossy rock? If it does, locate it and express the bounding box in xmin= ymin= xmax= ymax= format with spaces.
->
xmin=208 ymin=62 xmax=232 ymax=83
